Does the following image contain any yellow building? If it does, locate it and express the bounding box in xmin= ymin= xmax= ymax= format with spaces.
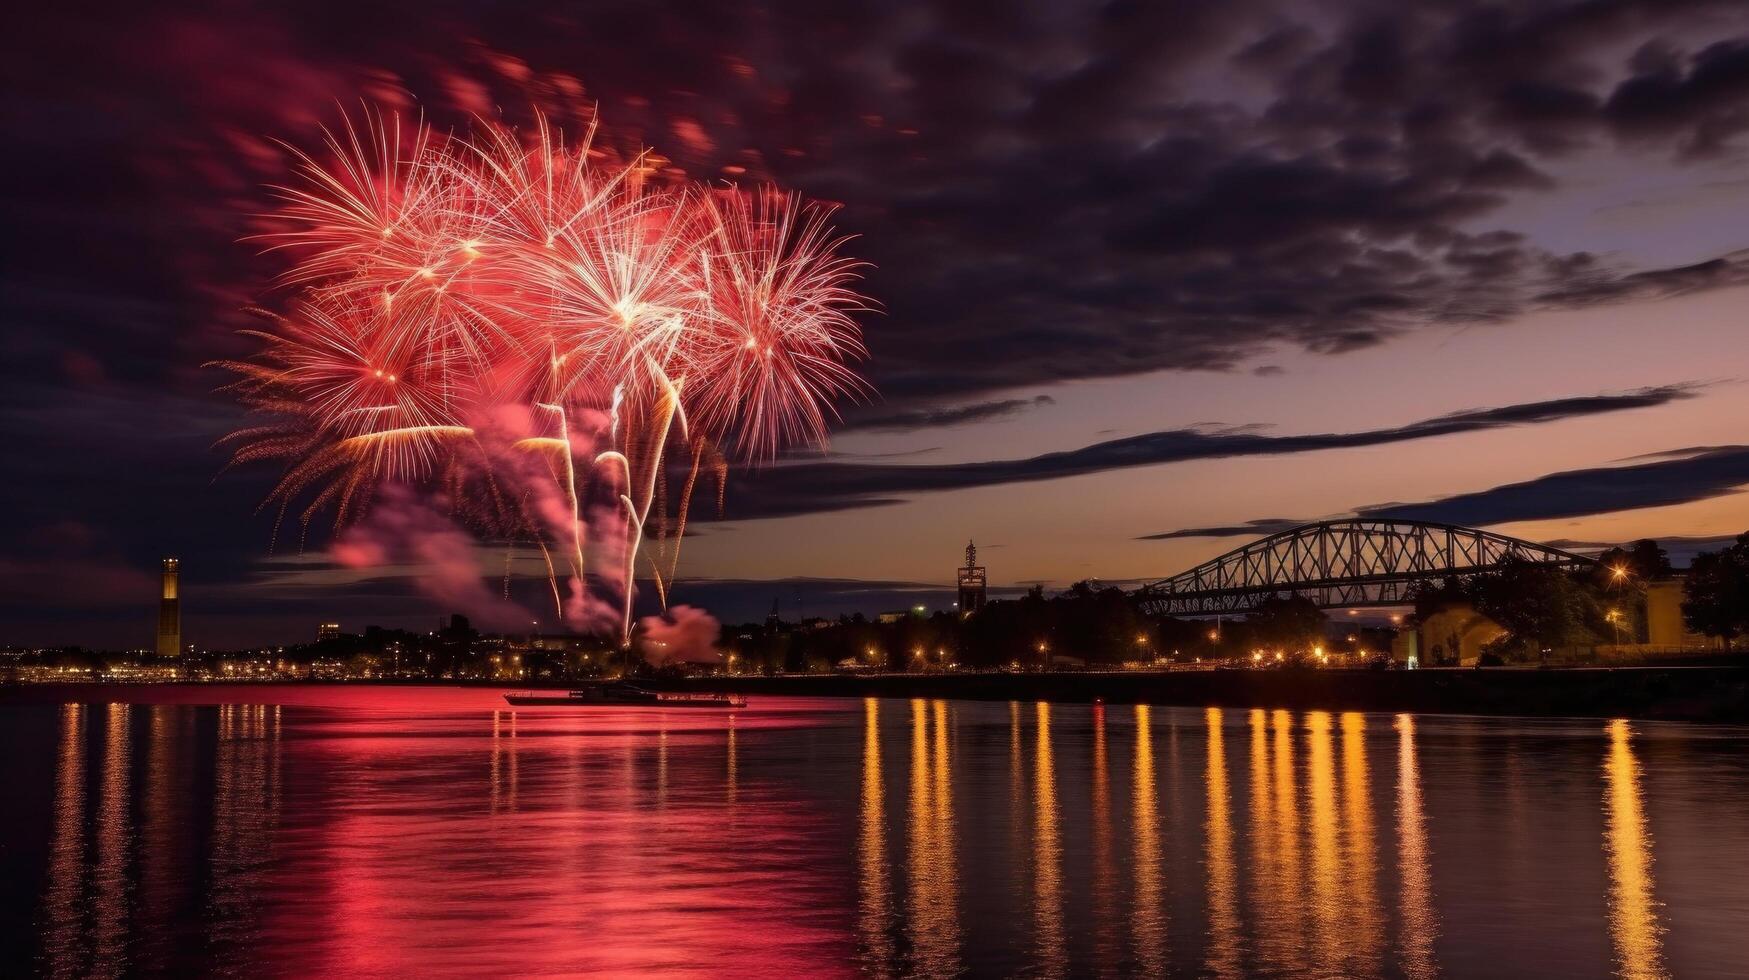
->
xmin=1393 ymin=602 xmax=1504 ymax=667
xmin=1642 ymin=578 xmax=1711 ymax=648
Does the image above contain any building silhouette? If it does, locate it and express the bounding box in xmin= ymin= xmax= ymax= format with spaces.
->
xmin=957 ymin=540 xmax=987 ymax=616
xmin=156 ymin=557 xmax=181 ymax=656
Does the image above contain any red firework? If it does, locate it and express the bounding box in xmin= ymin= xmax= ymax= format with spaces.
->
xmin=219 ymin=107 xmax=870 ymax=640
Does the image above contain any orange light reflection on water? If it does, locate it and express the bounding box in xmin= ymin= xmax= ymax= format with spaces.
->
xmin=1132 ymin=704 xmax=1165 ymax=974
xmin=1603 ymin=719 xmax=1668 ymax=980
xmin=1204 ymin=707 xmax=1242 ymax=977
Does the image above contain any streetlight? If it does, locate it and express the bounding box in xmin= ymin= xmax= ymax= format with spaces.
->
xmin=1607 ymin=608 xmax=1624 ymax=645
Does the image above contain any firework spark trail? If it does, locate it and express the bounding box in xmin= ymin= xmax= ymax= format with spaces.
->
xmin=219 ymin=106 xmax=870 ymax=641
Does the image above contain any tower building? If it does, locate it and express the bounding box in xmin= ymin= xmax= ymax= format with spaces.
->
xmin=957 ymin=540 xmax=987 ymax=616
xmin=157 ymin=558 xmax=181 ymax=656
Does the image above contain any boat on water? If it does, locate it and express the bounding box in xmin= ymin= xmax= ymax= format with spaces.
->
xmin=503 ymin=683 xmax=746 ymax=709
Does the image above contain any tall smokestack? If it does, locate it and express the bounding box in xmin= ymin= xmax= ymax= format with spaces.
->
xmin=157 ymin=558 xmax=181 ymax=656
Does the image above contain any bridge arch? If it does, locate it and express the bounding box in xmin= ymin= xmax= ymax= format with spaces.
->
xmin=1134 ymin=519 xmax=1594 ymax=617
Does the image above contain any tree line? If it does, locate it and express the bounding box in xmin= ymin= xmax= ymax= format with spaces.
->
xmin=721 ymin=533 xmax=1749 ymax=673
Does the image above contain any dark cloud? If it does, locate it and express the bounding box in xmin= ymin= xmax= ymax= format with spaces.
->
xmin=1138 ymin=519 xmax=1304 ymax=541
xmin=10 ymin=1 xmax=1749 ymax=403
xmin=1544 ymin=533 xmax=1740 ymax=566
xmin=1606 ymin=39 xmax=1749 ymax=156
xmin=728 ymin=384 xmax=1706 ymax=519
xmin=1144 ymin=445 xmax=1749 ymax=541
xmin=842 ymin=395 xmax=1055 ymax=432
xmin=1535 ymin=252 xmax=1749 ymax=305
xmin=1365 ymin=445 xmax=1749 ymax=526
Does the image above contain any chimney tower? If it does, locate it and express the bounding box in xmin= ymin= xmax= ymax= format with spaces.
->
xmin=157 ymin=558 xmax=181 ymax=656
xmin=957 ymin=540 xmax=987 ymax=616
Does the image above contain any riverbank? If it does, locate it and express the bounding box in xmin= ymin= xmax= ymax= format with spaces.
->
xmin=5 ymin=666 xmax=1745 ymax=722
xmin=659 ymin=666 xmax=1749 ymax=723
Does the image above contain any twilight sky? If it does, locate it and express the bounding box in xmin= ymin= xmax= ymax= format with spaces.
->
xmin=6 ymin=0 xmax=1749 ymax=647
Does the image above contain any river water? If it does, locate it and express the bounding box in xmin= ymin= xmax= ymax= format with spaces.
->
xmin=1 ymin=686 xmax=1745 ymax=977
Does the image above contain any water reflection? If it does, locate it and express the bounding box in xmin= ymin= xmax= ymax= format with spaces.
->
xmin=1030 ymin=701 xmax=1065 ymax=977
xmin=1251 ymin=708 xmax=1307 ymax=973
xmin=1204 ymin=708 xmax=1242 ymax=977
xmin=42 ymin=704 xmax=86 ymax=979
xmin=210 ymin=704 xmax=281 ymax=956
xmin=1340 ymin=712 xmax=1386 ymax=975
xmin=656 ymin=722 xmax=670 ymax=805
xmin=858 ymin=698 xmax=893 ymax=970
xmin=92 ymin=703 xmax=131 ymax=977
xmin=1603 ymin=719 xmax=1668 ymax=980
xmin=1089 ymin=704 xmax=1119 ymax=970
xmin=490 ymin=709 xmax=518 ymax=811
xmin=1245 ymin=708 xmax=1272 ymax=972
xmin=1395 ymin=714 xmax=1439 ymax=980
xmin=1307 ymin=711 xmax=1341 ymax=971
xmin=11 ymin=691 xmax=1740 ymax=977
xmin=907 ymin=699 xmax=960 ymax=975
xmin=138 ymin=705 xmax=186 ymax=967
xmin=1008 ymin=698 xmax=1023 ymax=902
xmin=1132 ymin=704 xmax=1165 ymax=973
xmin=726 ymin=713 xmax=739 ymax=805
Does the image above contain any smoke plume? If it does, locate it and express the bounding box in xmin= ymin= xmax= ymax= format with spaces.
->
xmin=636 ymin=605 xmax=722 ymax=666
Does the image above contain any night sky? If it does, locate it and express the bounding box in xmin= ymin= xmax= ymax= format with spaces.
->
xmin=7 ymin=0 xmax=1749 ymax=648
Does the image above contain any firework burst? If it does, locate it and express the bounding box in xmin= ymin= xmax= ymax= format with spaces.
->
xmin=220 ymin=107 xmax=870 ymax=642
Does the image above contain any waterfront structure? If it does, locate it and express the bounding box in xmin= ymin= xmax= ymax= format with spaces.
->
xmin=1137 ymin=519 xmax=1593 ymax=616
xmin=958 ymin=540 xmax=987 ymax=615
xmin=1393 ymin=573 xmax=1716 ymax=665
xmin=1644 ymin=578 xmax=1711 ymax=647
xmin=1393 ymin=602 xmax=1504 ymax=667
xmin=156 ymin=558 xmax=181 ymax=656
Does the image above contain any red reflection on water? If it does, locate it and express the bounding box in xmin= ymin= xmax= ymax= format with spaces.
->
xmin=217 ymin=687 xmax=858 ymax=977
xmin=20 ymin=687 xmax=854 ymax=977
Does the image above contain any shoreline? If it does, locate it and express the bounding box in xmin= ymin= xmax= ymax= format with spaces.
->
xmin=3 ymin=666 xmax=1746 ymax=722
xmin=660 ymin=666 xmax=1749 ymax=724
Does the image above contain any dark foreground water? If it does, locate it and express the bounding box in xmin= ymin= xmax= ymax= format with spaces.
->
xmin=2 ymin=688 xmax=1746 ymax=978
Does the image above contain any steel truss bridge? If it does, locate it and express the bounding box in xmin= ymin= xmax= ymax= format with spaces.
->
xmin=1134 ymin=519 xmax=1594 ymax=617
